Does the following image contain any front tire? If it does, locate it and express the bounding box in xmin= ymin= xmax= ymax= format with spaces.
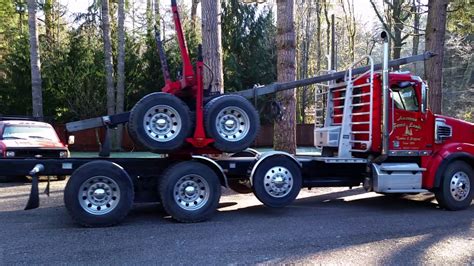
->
xmin=158 ymin=161 xmax=221 ymax=223
xmin=435 ymin=161 xmax=473 ymax=211
xmin=64 ymin=161 xmax=134 ymax=227
xmin=128 ymin=92 xmax=192 ymax=153
xmin=252 ymin=156 xmax=302 ymax=208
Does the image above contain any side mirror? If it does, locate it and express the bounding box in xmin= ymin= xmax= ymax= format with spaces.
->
xmin=421 ymin=82 xmax=428 ymax=113
xmin=68 ymin=135 xmax=75 ymax=145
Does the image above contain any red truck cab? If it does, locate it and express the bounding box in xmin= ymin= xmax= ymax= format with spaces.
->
xmin=314 ymin=66 xmax=473 ymax=211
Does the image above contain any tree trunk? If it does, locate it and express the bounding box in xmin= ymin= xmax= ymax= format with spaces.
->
xmin=154 ymin=0 xmax=160 ymax=25
xmin=391 ymin=0 xmax=403 ymax=69
xmin=101 ymin=0 xmax=115 ymax=117
xmin=316 ymin=0 xmax=321 ymax=73
xmin=146 ymin=0 xmax=153 ymax=38
xmin=323 ymin=0 xmax=330 ymax=65
xmin=299 ymin=0 xmax=313 ymax=124
xmin=425 ymin=0 xmax=448 ymax=114
xmin=191 ymin=0 xmax=200 ymax=30
xmin=340 ymin=0 xmax=356 ymax=63
xmin=27 ymin=0 xmax=43 ymax=119
xmin=44 ymin=0 xmax=54 ymax=42
xmin=274 ymin=0 xmax=297 ymax=154
xmin=412 ymin=0 xmax=420 ymax=72
xmin=115 ymin=0 xmax=126 ymax=151
xmin=201 ymin=0 xmax=224 ymax=93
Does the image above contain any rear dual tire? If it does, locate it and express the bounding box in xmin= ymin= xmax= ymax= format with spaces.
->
xmin=158 ymin=161 xmax=221 ymax=223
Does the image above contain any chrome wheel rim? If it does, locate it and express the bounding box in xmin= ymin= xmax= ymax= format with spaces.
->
xmin=263 ymin=166 xmax=293 ymax=198
xmin=215 ymin=106 xmax=250 ymax=142
xmin=173 ymin=174 xmax=210 ymax=211
xmin=143 ymin=105 xmax=181 ymax=142
xmin=78 ymin=176 xmax=120 ymax=215
xmin=449 ymin=171 xmax=470 ymax=201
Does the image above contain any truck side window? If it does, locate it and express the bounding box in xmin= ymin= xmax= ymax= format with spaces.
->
xmin=391 ymin=86 xmax=419 ymax=112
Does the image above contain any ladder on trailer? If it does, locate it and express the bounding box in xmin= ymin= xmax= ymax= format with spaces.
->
xmin=314 ymin=56 xmax=374 ymax=158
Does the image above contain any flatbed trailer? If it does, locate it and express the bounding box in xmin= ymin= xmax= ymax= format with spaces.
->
xmin=1 ymin=150 xmax=372 ymax=227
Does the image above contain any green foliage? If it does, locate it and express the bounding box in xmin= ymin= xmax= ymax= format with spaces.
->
xmin=0 ymin=0 xmax=279 ymax=125
xmin=221 ymin=0 xmax=276 ymax=93
xmin=447 ymin=0 xmax=474 ymax=35
xmin=0 ymin=34 xmax=32 ymax=115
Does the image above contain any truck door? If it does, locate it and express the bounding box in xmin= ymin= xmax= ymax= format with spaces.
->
xmin=389 ymin=79 xmax=431 ymax=153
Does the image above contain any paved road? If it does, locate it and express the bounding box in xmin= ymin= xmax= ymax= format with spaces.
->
xmin=0 ymin=178 xmax=472 ymax=265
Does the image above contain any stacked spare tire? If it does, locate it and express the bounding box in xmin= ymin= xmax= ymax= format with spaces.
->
xmin=127 ymin=92 xmax=260 ymax=153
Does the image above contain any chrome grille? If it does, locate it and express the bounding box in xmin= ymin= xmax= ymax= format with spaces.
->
xmin=435 ymin=118 xmax=452 ymax=143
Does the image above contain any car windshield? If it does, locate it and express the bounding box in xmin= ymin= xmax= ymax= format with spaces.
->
xmin=2 ymin=125 xmax=59 ymax=141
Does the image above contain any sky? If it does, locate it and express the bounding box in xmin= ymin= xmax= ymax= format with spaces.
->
xmin=59 ymin=0 xmax=379 ymax=25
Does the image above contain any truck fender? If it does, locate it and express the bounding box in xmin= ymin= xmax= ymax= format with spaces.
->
xmin=433 ymin=152 xmax=474 ymax=188
xmin=192 ymin=155 xmax=229 ymax=187
xmin=249 ymin=151 xmax=302 ymax=187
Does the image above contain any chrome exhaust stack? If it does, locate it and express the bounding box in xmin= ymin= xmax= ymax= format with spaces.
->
xmin=381 ymin=31 xmax=390 ymax=156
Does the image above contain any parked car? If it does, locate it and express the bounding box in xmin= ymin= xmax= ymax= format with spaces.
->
xmin=0 ymin=118 xmax=70 ymax=180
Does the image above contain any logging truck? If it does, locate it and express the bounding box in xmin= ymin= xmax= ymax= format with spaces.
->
xmin=1 ymin=1 xmax=471 ymax=227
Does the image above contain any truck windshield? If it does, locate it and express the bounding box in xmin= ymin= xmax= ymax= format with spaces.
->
xmin=391 ymin=86 xmax=419 ymax=112
xmin=2 ymin=125 xmax=59 ymax=141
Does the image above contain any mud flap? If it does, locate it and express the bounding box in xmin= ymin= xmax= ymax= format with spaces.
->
xmin=24 ymin=164 xmax=44 ymax=210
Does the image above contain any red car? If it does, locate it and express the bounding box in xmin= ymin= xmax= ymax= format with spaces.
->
xmin=0 ymin=119 xmax=70 ymax=180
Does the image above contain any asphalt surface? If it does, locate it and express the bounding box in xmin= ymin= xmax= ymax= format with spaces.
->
xmin=0 ymin=178 xmax=472 ymax=265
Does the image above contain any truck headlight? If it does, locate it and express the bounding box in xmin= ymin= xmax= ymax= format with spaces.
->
xmin=6 ymin=151 xmax=15 ymax=157
xmin=59 ymin=151 xmax=68 ymax=158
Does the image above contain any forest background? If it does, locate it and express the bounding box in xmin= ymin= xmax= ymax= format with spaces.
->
xmin=0 ymin=0 xmax=472 ymax=138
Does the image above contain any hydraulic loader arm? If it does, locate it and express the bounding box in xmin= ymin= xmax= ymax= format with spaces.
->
xmin=234 ymin=52 xmax=436 ymax=99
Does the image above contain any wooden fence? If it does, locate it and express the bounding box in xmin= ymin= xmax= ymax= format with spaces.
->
xmin=55 ymin=124 xmax=315 ymax=151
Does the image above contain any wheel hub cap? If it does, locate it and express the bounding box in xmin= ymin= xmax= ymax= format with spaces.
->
xmin=174 ymin=174 xmax=210 ymax=211
xmin=450 ymin=171 xmax=470 ymax=201
xmin=156 ymin=118 xmax=167 ymax=128
xmin=224 ymin=119 xmax=236 ymax=129
xmin=93 ymin=188 xmax=106 ymax=199
xmin=185 ymin=186 xmax=196 ymax=196
xmin=78 ymin=176 xmax=120 ymax=215
xmin=144 ymin=105 xmax=182 ymax=142
xmin=216 ymin=106 xmax=250 ymax=142
xmin=263 ymin=166 xmax=293 ymax=198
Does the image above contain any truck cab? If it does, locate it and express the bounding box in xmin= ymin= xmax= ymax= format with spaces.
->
xmin=313 ymin=56 xmax=473 ymax=210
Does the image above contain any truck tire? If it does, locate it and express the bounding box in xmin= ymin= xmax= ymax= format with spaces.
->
xmin=204 ymin=95 xmax=260 ymax=152
xmin=64 ymin=161 xmax=134 ymax=227
xmin=158 ymin=161 xmax=221 ymax=223
xmin=252 ymin=156 xmax=302 ymax=208
xmin=435 ymin=161 xmax=473 ymax=211
xmin=128 ymin=92 xmax=192 ymax=153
